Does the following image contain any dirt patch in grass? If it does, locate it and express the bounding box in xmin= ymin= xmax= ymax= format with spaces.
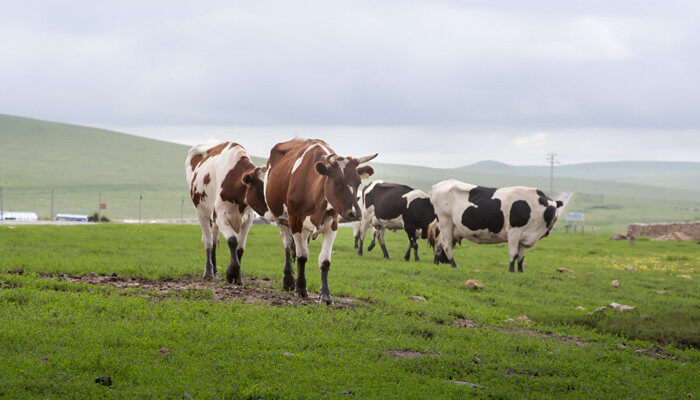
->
xmin=383 ymin=349 xmax=429 ymax=359
xmin=633 ymin=345 xmax=677 ymax=360
xmin=498 ymin=327 xmax=590 ymax=347
xmin=8 ymin=270 xmax=362 ymax=308
xmin=452 ymin=318 xmax=681 ymax=360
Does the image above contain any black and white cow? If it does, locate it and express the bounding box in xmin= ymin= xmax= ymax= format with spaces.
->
xmin=428 ymin=179 xmax=563 ymax=272
xmin=356 ymin=181 xmax=436 ymax=261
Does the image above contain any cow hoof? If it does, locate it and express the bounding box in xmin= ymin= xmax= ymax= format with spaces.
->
xmin=295 ymin=288 xmax=308 ymax=298
xmin=202 ymin=273 xmax=214 ymax=280
xmin=225 ymin=266 xmax=241 ymax=284
xmin=283 ymin=276 xmax=296 ymax=292
xmin=319 ymin=294 xmax=334 ymax=306
xmin=449 ymin=259 xmax=458 ymax=268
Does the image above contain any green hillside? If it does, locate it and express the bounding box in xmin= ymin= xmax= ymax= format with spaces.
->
xmin=458 ymin=160 xmax=700 ymax=190
xmin=1 ymin=115 xmax=698 ymax=231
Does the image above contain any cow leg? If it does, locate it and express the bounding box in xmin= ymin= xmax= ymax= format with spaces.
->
xmin=292 ymin=229 xmax=311 ymax=298
xmin=404 ymin=240 xmax=412 ymax=261
xmin=507 ymin=235 xmax=521 ymax=273
xmin=436 ymin=223 xmax=457 ymax=268
xmin=235 ymin=210 xmax=254 ymax=266
xmin=367 ymin=229 xmax=377 ymax=252
xmin=354 ymin=235 xmax=359 ymax=250
xmin=279 ymin=225 xmax=296 ymax=292
xmin=318 ymin=225 xmax=337 ymax=305
xmin=210 ymin=221 xmax=220 ymax=276
xmin=376 ymin=228 xmax=391 ymax=259
xmin=197 ymin=212 xmax=216 ymax=279
xmin=517 ymin=245 xmax=526 ymax=273
xmin=214 ymin=207 xmax=244 ymax=285
xmin=356 ymin=214 xmax=371 ymax=256
xmin=413 ymin=239 xmax=420 ymax=262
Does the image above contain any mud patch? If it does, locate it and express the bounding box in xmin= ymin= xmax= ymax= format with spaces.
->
xmin=498 ymin=327 xmax=590 ymax=347
xmin=633 ymin=345 xmax=677 ymax=360
xmin=383 ymin=349 xmax=429 ymax=359
xmin=12 ymin=270 xmax=362 ymax=308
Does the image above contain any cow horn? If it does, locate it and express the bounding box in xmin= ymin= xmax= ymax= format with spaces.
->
xmin=356 ymin=153 xmax=378 ymax=164
xmin=325 ymin=153 xmax=337 ymax=163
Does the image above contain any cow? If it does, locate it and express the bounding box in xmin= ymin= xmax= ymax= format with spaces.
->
xmin=355 ymin=181 xmax=436 ymax=261
xmin=186 ymin=142 xmax=267 ymax=284
xmin=427 ymin=179 xmax=563 ymax=272
xmin=258 ymin=137 xmax=376 ymax=304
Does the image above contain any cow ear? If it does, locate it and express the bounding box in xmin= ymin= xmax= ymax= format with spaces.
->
xmin=315 ymin=161 xmax=329 ymax=176
xmin=242 ymin=172 xmax=253 ymax=185
xmin=356 ymin=165 xmax=374 ymax=179
xmin=556 ymin=200 xmax=564 ymax=208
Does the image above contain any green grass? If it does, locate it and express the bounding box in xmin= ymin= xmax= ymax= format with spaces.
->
xmin=0 ymin=224 xmax=698 ymax=399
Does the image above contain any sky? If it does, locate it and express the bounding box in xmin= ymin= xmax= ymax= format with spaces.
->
xmin=1 ymin=1 xmax=699 ymax=167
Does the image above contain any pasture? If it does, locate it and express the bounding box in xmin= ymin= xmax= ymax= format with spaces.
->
xmin=0 ymin=224 xmax=698 ymax=399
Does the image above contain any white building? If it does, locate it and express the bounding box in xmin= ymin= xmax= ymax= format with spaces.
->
xmin=55 ymin=213 xmax=89 ymax=222
xmin=0 ymin=211 xmax=39 ymax=221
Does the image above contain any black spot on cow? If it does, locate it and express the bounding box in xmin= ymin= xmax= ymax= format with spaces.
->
xmin=509 ymin=200 xmax=531 ymax=228
xmin=364 ymin=183 xmax=412 ymax=220
xmin=556 ymin=200 xmax=563 ymax=208
xmin=407 ymin=197 xmax=436 ymax=238
xmin=543 ymin=205 xmax=556 ymax=227
xmin=536 ymin=190 xmax=549 ymax=207
xmin=461 ymin=186 xmax=504 ymax=234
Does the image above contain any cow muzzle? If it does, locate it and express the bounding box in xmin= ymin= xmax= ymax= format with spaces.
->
xmin=343 ymin=210 xmax=360 ymax=222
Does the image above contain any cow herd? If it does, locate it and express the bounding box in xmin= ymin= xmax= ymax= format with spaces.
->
xmin=187 ymin=137 xmax=563 ymax=304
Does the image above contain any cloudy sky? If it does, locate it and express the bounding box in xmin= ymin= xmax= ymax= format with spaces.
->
xmin=2 ymin=1 xmax=699 ymax=167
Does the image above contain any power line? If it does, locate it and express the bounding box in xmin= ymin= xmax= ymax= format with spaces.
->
xmin=546 ymin=153 xmax=559 ymax=197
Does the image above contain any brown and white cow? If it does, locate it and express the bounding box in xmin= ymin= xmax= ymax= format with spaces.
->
xmin=428 ymin=179 xmax=563 ymax=272
xmin=185 ymin=142 xmax=267 ymax=284
xmin=257 ymin=137 xmax=376 ymax=304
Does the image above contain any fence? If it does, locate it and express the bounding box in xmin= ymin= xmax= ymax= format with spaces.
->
xmin=0 ymin=187 xmax=199 ymax=223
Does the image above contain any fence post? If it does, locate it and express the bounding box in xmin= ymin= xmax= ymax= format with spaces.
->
xmin=98 ymin=192 xmax=102 ymax=222
xmin=138 ymin=193 xmax=143 ymax=223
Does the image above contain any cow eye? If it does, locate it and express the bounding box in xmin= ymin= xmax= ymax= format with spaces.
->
xmin=334 ymin=180 xmax=341 ymax=187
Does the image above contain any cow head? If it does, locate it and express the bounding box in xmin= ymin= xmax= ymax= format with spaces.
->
xmin=314 ymin=153 xmax=377 ymax=221
xmin=242 ymin=165 xmax=269 ymax=217
xmin=427 ymin=220 xmax=451 ymax=264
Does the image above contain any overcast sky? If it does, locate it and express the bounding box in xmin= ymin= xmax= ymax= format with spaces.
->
xmin=2 ymin=1 xmax=699 ymax=167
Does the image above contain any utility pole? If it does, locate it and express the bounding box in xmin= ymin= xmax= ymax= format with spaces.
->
xmin=138 ymin=193 xmax=143 ymax=223
xmin=546 ymin=153 xmax=558 ymax=197
xmin=50 ymin=189 xmax=54 ymax=221
xmin=98 ymin=192 xmax=102 ymax=222
xmin=180 ymin=196 xmax=184 ymax=224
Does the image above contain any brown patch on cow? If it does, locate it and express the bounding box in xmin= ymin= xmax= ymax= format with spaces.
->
xmin=22 ymin=272 xmax=363 ymax=308
xmin=203 ymin=174 xmax=211 ymax=185
xmin=383 ymin=349 xmax=428 ymax=359
xmin=220 ymin=156 xmax=256 ymax=213
xmin=189 ymin=154 xmax=203 ymax=171
xmin=212 ymin=209 xmax=217 ymax=221
xmin=191 ymin=190 xmax=207 ymax=207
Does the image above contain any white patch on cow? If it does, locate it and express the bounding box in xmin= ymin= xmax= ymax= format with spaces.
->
xmin=373 ymin=214 xmax=403 ymax=231
xmin=291 ymin=143 xmax=332 ymax=174
xmin=336 ymin=158 xmax=349 ymax=177
xmin=402 ymin=189 xmax=429 ymax=205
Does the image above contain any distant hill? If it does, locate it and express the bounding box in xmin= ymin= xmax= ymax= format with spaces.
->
xmin=1 ymin=114 xmax=698 ymax=231
xmin=458 ymin=160 xmax=700 ymax=189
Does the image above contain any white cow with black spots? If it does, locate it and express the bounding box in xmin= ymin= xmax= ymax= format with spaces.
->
xmin=427 ymin=179 xmax=563 ymax=272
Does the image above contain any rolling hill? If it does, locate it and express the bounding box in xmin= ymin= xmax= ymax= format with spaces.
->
xmin=458 ymin=160 xmax=700 ymax=189
xmin=1 ymin=114 xmax=698 ymax=232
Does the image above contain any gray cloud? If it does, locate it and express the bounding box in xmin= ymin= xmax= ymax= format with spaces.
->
xmin=1 ymin=0 xmax=699 ymax=131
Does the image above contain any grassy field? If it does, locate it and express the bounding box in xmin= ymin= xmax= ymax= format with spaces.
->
xmin=0 ymin=224 xmax=698 ymax=399
xmin=2 ymin=114 xmax=698 ymax=231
